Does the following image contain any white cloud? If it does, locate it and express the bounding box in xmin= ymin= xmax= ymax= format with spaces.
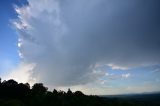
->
xmin=122 ymin=73 xmax=130 ymax=78
xmin=13 ymin=0 xmax=160 ymax=88
xmin=105 ymin=73 xmax=109 ymax=76
xmin=107 ymin=64 xmax=129 ymax=70
xmin=4 ymin=63 xmax=36 ymax=84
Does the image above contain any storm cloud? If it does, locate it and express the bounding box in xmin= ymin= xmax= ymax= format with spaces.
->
xmin=14 ymin=0 xmax=160 ymax=86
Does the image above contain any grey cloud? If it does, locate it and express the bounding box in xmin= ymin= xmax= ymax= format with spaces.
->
xmin=15 ymin=0 xmax=160 ymax=86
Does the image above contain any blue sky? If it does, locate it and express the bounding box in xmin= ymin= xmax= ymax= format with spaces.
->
xmin=0 ymin=0 xmax=19 ymax=76
xmin=0 ymin=0 xmax=160 ymax=95
xmin=0 ymin=0 xmax=28 ymax=77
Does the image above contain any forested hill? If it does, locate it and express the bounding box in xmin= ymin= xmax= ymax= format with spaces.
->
xmin=0 ymin=78 xmax=160 ymax=106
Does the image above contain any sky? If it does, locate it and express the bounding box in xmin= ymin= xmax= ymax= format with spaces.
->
xmin=0 ymin=0 xmax=25 ymax=77
xmin=0 ymin=0 xmax=160 ymax=95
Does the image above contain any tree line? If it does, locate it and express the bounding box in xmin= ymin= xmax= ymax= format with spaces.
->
xmin=0 ymin=78 xmax=159 ymax=106
xmin=0 ymin=78 xmax=107 ymax=106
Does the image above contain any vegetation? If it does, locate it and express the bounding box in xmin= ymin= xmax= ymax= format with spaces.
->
xmin=0 ymin=78 xmax=160 ymax=106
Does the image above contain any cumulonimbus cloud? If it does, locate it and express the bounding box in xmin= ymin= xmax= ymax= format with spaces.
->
xmin=14 ymin=0 xmax=160 ymax=86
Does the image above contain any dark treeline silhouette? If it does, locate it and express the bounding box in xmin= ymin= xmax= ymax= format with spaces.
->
xmin=0 ymin=78 xmax=160 ymax=106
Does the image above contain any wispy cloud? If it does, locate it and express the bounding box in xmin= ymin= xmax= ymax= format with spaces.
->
xmin=107 ymin=64 xmax=129 ymax=70
xmin=151 ymin=68 xmax=160 ymax=73
xmin=122 ymin=73 xmax=130 ymax=79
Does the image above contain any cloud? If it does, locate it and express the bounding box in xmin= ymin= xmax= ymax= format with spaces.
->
xmin=55 ymin=79 xmax=160 ymax=95
xmin=122 ymin=73 xmax=130 ymax=79
xmin=14 ymin=0 xmax=160 ymax=86
xmin=4 ymin=63 xmax=36 ymax=84
xmin=151 ymin=67 xmax=160 ymax=73
xmin=104 ymin=72 xmax=130 ymax=80
xmin=107 ymin=64 xmax=129 ymax=70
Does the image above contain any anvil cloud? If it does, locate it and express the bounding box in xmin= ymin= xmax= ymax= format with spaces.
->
xmin=14 ymin=0 xmax=160 ymax=87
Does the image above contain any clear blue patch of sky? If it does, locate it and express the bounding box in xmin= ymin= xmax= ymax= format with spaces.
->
xmin=0 ymin=0 xmax=27 ymax=76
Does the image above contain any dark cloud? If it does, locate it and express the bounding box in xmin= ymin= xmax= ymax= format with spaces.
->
xmin=15 ymin=0 xmax=160 ymax=86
